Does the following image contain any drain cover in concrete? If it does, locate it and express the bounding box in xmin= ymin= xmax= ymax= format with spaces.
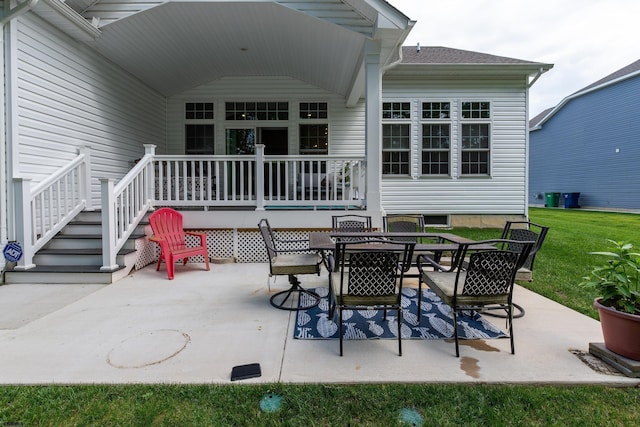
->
xmin=107 ymin=329 xmax=190 ymax=369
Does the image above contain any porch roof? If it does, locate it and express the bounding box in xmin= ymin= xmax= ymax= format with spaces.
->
xmin=33 ymin=1 xmax=414 ymax=99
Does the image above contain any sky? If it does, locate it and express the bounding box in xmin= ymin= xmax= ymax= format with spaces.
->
xmin=390 ymin=0 xmax=640 ymax=117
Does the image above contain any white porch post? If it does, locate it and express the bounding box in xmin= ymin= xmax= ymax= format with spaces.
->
xmin=79 ymin=146 xmax=93 ymax=210
xmin=100 ymin=178 xmax=119 ymax=271
xmin=255 ymin=144 xmax=265 ymax=211
xmin=143 ymin=144 xmax=156 ymax=207
xmin=13 ymin=178 xmax=35 ymax=270
xmin=364 ymin=40 xmax=383 ymax=227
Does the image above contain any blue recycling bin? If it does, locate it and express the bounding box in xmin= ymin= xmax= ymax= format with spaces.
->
xmin=562 ymin=192 xmax=580 ymax=208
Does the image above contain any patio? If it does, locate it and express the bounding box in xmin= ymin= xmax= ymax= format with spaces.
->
xmin=0 ymin=261 xmax=637 ymax=385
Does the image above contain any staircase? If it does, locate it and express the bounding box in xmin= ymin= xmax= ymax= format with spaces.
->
xmin=4 ymin=211 xmax=150 ymax=284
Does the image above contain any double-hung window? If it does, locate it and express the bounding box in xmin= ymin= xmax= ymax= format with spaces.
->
xmin=185 ymin=102 xmax=215 ymax=155
xmin=460 ymin=101 xmax=491 ymax=175
xmin=299 ymin=102 xmax=328 ymax=155
xmin=382 ymin=102 xmax=411 ymax=175
xmin=421 ymin=102 xmax=451 ymax=176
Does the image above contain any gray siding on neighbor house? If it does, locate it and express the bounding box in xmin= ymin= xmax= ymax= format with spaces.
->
xmin=166 ymin=76 xmax=365 ymax=157
xmin=381 ymin=77 xmax=530 ymax=215
xmin=529 ymin=74 xmax=640 ymax=210
xmin=14 ymin=13 xmax=165 ymax=204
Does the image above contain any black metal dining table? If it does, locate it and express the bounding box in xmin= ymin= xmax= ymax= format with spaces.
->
xmin=308 ymin=231 xmax=496 ymax=272
xmin=308 ymin=231 xmax=489 ymax=252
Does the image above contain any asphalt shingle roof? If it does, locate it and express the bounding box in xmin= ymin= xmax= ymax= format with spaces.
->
xmin=573 ymin=59 xmax=640 ymax=94
xmin=401 ymin=46 xmax=539 ymax=65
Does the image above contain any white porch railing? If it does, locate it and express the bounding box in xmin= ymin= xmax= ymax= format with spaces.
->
xmin=100 ymin=144 xmax=156 ymax=271
xmin=153 ymin=144 xmax=366 ymax=209
xmin=13 ymin=146 xmax=92 ymax=269
xmin=100 ymin=144 xmax=365 ymax=269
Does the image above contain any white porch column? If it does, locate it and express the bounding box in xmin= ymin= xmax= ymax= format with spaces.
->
xmin=364 ymin=40 xmax=383 ymax=226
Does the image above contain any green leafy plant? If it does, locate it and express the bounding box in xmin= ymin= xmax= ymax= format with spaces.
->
xmin=579 ymin=240 xmax=640 ymax=315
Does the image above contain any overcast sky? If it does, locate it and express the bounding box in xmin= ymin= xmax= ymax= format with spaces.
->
xmin=391 ymin=0 xmax=640 ymax=116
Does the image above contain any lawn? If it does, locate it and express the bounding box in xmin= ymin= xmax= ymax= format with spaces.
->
xmin=1 ymin=208 xmax=639 ymax=426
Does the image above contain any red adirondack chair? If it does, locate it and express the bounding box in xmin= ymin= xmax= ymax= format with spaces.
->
xmin=148 ymin=208 xmax=210 ymax=279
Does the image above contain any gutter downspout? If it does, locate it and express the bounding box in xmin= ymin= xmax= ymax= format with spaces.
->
xmin=0 ymin=0 xmax=40 ymax=26
xmin=524 ymin=67 xmax=548 ymax=219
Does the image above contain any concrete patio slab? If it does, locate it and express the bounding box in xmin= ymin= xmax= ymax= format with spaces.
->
xmin=0 ymin=262 xmax=638 ymax=385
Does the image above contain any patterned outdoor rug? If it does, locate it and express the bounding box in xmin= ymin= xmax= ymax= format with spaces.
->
xmin=294 ymin=287 xmax=507 ymax=340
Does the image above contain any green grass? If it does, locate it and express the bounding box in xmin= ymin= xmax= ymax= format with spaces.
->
xmin=1 ymin=383 xmax=639 ymax=426
xmin=1 ymin=209 xmax=640 ymax=426
xmin=448 ymin=208 xmax=640 ymax=319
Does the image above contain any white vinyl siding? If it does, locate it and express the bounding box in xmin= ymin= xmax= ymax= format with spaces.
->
xmin=14 ymin=14 xmax=165 ymax=206
xmin=381 ymin=77 xmax=528 ymax=215
xmin=166 ymin=76 xmax=365 ymax=157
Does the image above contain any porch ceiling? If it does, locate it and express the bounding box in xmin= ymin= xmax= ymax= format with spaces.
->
xmin=69 ymin=1 xmax=410 ymax=98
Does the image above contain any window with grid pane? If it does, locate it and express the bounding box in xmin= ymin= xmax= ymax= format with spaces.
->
xmin=185 ymin=103 xmax=214 ymax=120
xmin=185 ymin=125 xmax=215 ymax=155
xmin=225 ymin=102 xmax=288 ymax=120
xmin=300 ymin=102 xmax=327 ymax=119
xmin=422 ymin=102 xmax=450 ymax=119
xmin=382 ymin=102 xmax=411 ymax=119
xmin=299 ymin=124 xmax=328 ymax=154
xmin=461 ymin=101 xmax=490 ymax=119
xmin=422 ymin=123 xmax=450 ymax=175
xmin=382 ymin=123 xmax=410 ymax=175
xmin=461 ymin=123 xmax=490 ymax=175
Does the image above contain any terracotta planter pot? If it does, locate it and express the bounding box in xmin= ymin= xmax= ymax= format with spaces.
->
xmin=594 ymin=298 xmax=640 ymax=361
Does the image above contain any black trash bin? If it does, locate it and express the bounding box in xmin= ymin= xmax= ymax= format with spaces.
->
xmin=545 ymin=192 xmax=560 ymax=207
xmin=562 ymin=192 xmax=580 ymax=208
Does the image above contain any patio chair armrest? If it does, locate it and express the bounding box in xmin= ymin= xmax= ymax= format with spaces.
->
xmin=185 ymin=231 xmax=208 ymax=245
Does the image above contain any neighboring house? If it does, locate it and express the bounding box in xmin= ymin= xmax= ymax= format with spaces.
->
xmin=529 ymin=59 xmax=640 ymax=210
xmin=0 ymin=1 xmax=551 ymax=280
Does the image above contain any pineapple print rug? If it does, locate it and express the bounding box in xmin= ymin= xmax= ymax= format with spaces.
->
xmin=294 ymin=287 xmax=507 ymax=340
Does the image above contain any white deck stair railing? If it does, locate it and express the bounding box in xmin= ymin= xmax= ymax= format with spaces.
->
xmin=13 ymin=146 xmax=92 ymax=270
xmin=100 ymin=144 xmax=156 ymax=271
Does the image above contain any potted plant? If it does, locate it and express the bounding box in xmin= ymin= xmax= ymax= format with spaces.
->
xmin=579 ymin=240 xmax=640 ymax=360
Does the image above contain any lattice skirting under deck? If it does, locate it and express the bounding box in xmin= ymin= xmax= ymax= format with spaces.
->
xmin=135 ymin=229 xmax=312 ymax=269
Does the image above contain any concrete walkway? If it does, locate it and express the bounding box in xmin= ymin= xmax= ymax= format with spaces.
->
xmin=0 ymin=262 xmax=637 ymax=385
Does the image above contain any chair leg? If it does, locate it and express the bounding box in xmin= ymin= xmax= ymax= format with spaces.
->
xmin=452 ymin=308 xmax=460 ymax=357
xmin=508 ymin=306 xmax=515 ymax=354
xmin=269 ymin=275 xmax=320 ymax=311
xmin=398 ymin=307 xmax=403 ymax=356
xmin=156 ymin=252 xmax=163 ymax=271
xmin=328 ymin=284 xmax=336 ymax=319
xmin=166 ymin=255 xmax=175 ymax=280
xmin=339 ymin=307 xmax=344 ymax=356
xmin=417 ymin=281 xmax=423 ymax=322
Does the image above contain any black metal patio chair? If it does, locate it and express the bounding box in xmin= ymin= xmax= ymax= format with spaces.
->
xmin=258 ymin=218 xmax=322 ymax=311
xmin=417 ymin=239 xmax=534 ymax=357
xmin=328 ymin=237 xmax=415 ymax=356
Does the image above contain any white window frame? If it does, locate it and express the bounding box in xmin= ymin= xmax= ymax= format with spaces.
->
xmin=459 ymin=101 xmax=492 ymax=176
xmin=420 ymin=101 xmax=452 ymax=177
xmin=381 ymin=101 xmax=412 ymax=176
